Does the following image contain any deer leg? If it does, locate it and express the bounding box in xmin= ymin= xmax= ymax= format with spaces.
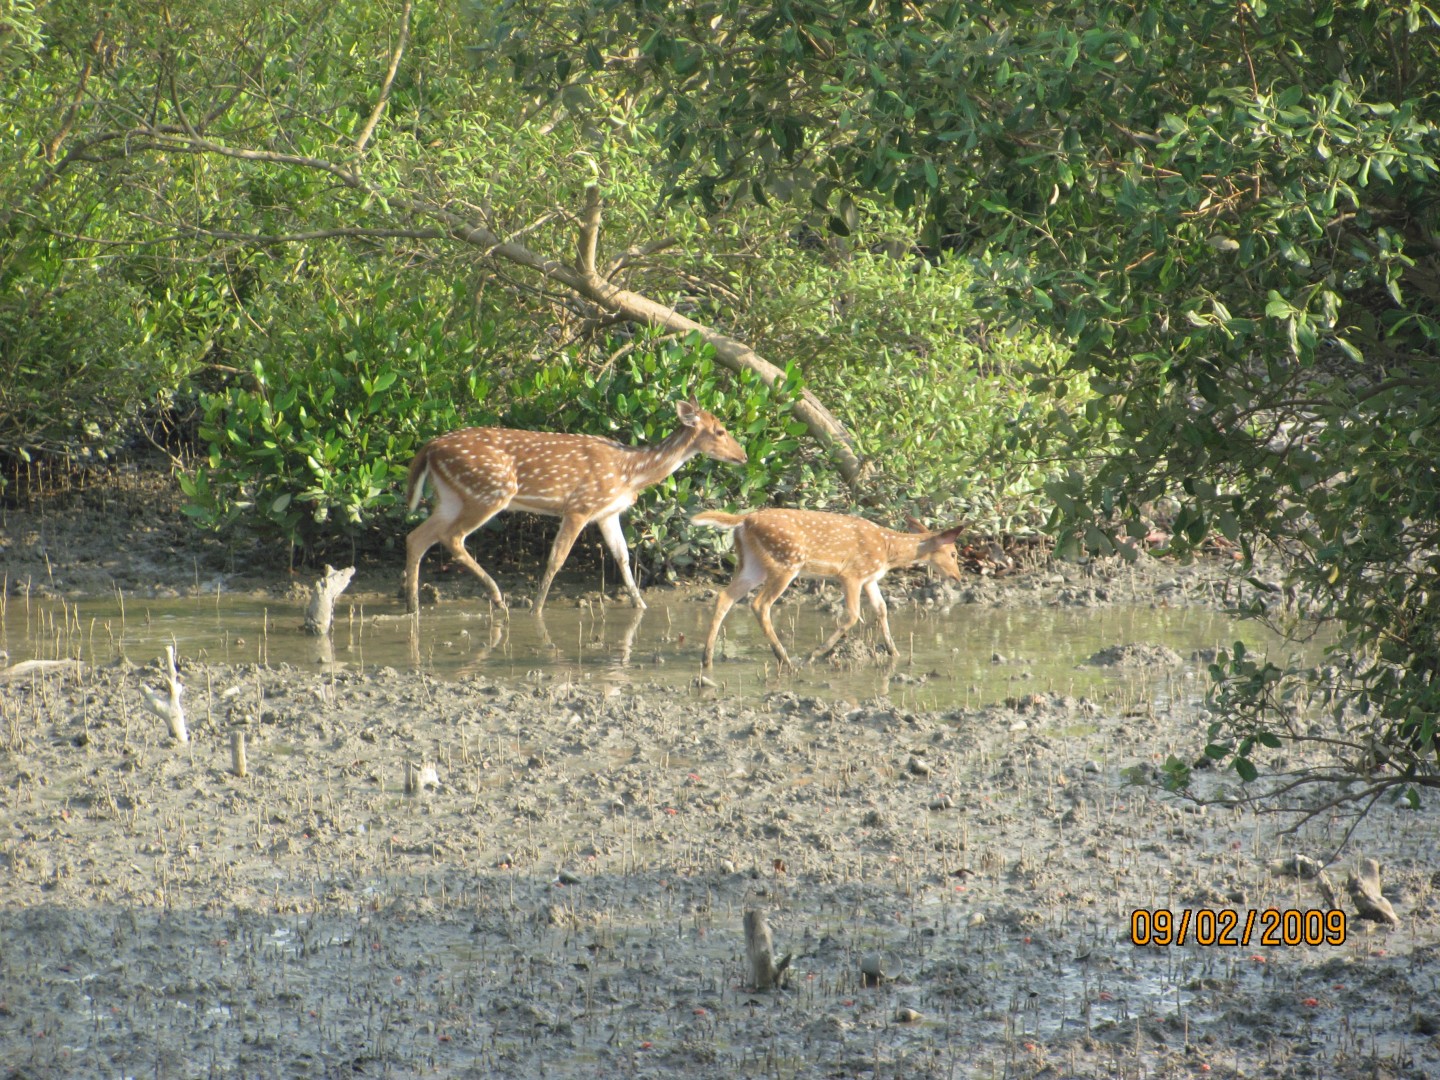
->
xmin=751 ymin=567 xmax=801 ymax=670
xmin=864 ymin=579 xmax=897 ymax=654
xmin=404 ymin=486 xmax=508 ymax=612
xmin=812 ymin=577 xmax=864 ymax=661
xmin=596 ymin=514 xmax=646 ymax=609
xmin=532 ymin=512 xmax=587 ymax=616
xmin=441 ymin=528 xmax=507 ymax=609
xmin=702 ymin=547 xmax=765 ymax=667
xmin=403 ymin=517 xmax=439 ymax=613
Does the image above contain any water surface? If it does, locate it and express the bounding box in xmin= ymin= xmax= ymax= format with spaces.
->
xmin=1 ymin=588 xmax=1315 ymax=711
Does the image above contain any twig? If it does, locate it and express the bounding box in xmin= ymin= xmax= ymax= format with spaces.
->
xmin=45 ymin=29 xmax=104 ymax=162
xmin=355 ymin=0 xmax=412 ymax=154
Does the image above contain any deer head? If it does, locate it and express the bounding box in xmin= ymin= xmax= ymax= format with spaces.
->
xmin=676 ymin=399 xmax=747 ymax=465
xmin=908 ymin=516 xmax=965 ymax=581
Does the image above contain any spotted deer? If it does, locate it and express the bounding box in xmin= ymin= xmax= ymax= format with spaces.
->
xmin=404 ymin=401 xmax=746 ymax=615
xmin=692 ymin=508 xmax=965 ymax=668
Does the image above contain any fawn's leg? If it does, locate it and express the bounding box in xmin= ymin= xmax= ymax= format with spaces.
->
xmin=864 ymin=579 xmax=897 ymax=654
xmin=751 ymin=566 xmax=801 ymax=669
xmin=813 ymin=576 xmax=864 ymax=660
xmin=703 ymin=546 xmax=764 ymax=666
xmin=532 ymin=512 xmax=587 ymax=616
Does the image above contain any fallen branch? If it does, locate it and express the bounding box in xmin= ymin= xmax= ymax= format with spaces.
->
xmin=90 ymin=121 xmax=871 ymax=489
xmin=0 ymin=659 xmax=85 ymax=681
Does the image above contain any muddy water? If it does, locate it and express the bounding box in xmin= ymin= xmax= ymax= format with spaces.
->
xmin=1 ymin=588 xmax=1303 ymax=708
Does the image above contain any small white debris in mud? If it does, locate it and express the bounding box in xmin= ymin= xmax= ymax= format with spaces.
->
xmin=860 ymin=954 xmax=888 ymax=987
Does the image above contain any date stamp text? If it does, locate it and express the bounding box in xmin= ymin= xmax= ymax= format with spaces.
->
xmin=1131 ymin=908 xmax=1346 ymax=947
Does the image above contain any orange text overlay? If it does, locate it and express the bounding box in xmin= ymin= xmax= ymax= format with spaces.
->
xmin=1130 ymin=908 xmax=1346 ymax=947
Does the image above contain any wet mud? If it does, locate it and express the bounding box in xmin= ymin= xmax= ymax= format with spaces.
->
xmin=1 ymin=477 xmax=1437 ymax=1078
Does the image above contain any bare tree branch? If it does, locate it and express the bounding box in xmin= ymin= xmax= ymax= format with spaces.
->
xmin=355 ymin=0 xmax=412 ymax=154
xmin=45 ymin=28 xmax=103 ymax=163
xmin=61 ymin=126 xmax=871 ymax=488
xmin=174 ymin=225 xmax=449 ymax=246
xmin=576 ymin=183 xmax=602 ymax=278
xmin=605 ymin=236 xmax=679 ymax=278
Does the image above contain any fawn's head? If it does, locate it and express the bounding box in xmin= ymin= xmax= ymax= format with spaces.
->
xmin=676 ymin=399 xmax=747 ymax=465
xmin=907 ymin=517 xmax=965 ymax=581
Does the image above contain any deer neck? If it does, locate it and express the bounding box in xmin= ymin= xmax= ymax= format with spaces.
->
xmin=883 ymin=529 xmax=930 ymax=570
xmin=623 ymin=425 xmax=700 ymax=490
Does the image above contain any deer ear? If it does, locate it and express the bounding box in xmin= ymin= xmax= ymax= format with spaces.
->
xmin=905 ymin=515 xmax=927 ymax=534
xmin=675 ymin=400 xmax=699 ymax=426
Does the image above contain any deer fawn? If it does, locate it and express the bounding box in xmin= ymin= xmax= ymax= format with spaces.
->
xmin=404 ymin=401 xmax=746 ymax=615
xmin=692 ymin=509 xmax=965 ymax=668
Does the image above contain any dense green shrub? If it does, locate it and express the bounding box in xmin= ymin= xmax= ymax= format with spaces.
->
xmin=182 ymin=317 xmax=815 ymax=572
xmin=179 ymin=273 xmax=489 ymax=544
xmin=738 ymin=243 xmax=1079 ymax=532
xmin=0 ymin=198 xmax=231 ymax=470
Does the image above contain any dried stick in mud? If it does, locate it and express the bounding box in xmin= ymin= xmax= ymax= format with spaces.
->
xmin=404 ymin=761 xmax=439 ymax=796
xmin=304 ymin=565 xmax=355 ymax=636
xmin=1347 ymin=857 xmax=1401 ymax=927
xmin=139 ymin=644 xmax=188 ymax=744
xmin=0 ymin=659 xmax=84 ymax=681
xmin=744 ymin=909 xmax=792 ymax=990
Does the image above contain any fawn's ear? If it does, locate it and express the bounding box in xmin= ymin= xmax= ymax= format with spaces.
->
xmin=905 ymin=515 xmax=927 ymax=534
xmin=918 ymin=524 xmax=965 ymax=552
xmin=676 ymin=399 xmax=699 ymax=425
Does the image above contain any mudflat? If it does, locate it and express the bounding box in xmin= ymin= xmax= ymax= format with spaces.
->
xmin=1 ymin=475 xmax=1436 ymax=1078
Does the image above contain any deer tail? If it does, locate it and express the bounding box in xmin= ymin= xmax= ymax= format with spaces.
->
xmin=691 ymin=510 xmax=747 ymax=530
xmin=405 ymin=444 xmax=432 ymax=513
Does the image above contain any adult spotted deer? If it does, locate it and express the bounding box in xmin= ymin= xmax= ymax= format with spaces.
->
xmin=404 ymin=401 xmax=746 ymax=616
xmin=693 ymin=509 xmax=965 ymax=669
